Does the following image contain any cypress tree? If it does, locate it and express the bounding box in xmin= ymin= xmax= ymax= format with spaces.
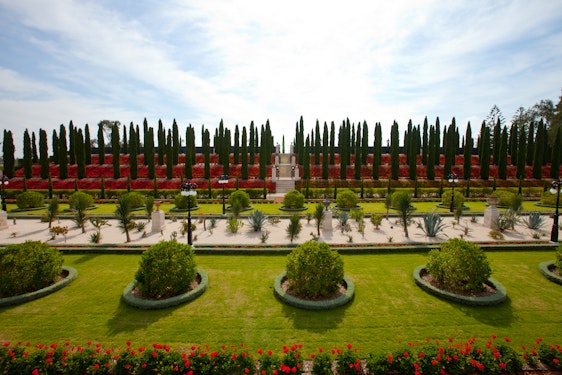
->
xmin=480 ymin=127 xmax=491 ymax=180
xmin=390 ymin=121 xmax=400 ymax=180
xmin=463 ymin=122 xmax=473 ymax=180
xmin=427 ymin=125 xmax=436 ymax=180
xmin=372 ymin=122 xmax=382 ymax=180
xmin=122 ymin=125 xmax=128 ymax=155
xmin=314 ymin=120 xmax=321 ymax=165
xmin=233 ymin=125 xmax=240 ymax=165
xmin=550 ymin=127 xmax=561 ymax=179
xmin=136 ymin=124 xmax=141 ymax=152
xmin=532 ymin=120 xmax=544 ymax=179
xmin=59 ymin=124 xmax=68 ymax=179
xmin=434 ymin=117 xmax=441 ymax=166
xmin=322 ymin=122 xmax=329 ymax=179
xmin=223 ymin=127 xmax=231 ymax=176
xmin=259 ymin=126 xmax=267 ymax=180
xmin=2 ymin=130 xmax=15 ymax=178
xmin=184 ymin=125 xmax=193 ymax=179
xmin=249 ymin=121 xmax=255 ymax=165
xmin=303 ymin=136 xmax=310 ymax=180
xmin=362 ymin=120 xmax=369 ymax=165
xmin=422 ymin=117 xmax=428 ymax=165
xmin=338 ymin=121 xmax=348 ymax=180
xmin=31 ymin=131 xmax=38 ymax=163
xmin=354 ymin=122 xmax=362 ymax=180
xmin=39 ymin=129 xmax=49 ymax=180
xmin=172 ymin=119 xmax=179 ymax=165
xmin=329 ymin=121 xmax=336 ymax=165
xmin=52 ymin=129 xmax=59 ymax=164
xmin=157 ymin=119 xmax=165 ymax=165
xmin=97 ymin=121 xmax=105 ymax=165
xmin=526 ymin=121 xmax=535 ymax=166
xmin=76 ymin=129 xmax=85 ymax=179
xmin=147 ymin=127 xmax=155 ymax=180
xmin=166 ymin=129 xmax=173 ymax=179
xmin=203 ymin=128 xmax=211 ymax=179
xmin=143 ymin=118 xmax=149 ymax=166
xmin=508 ymin=123 xmax=518 ymax=166
xmin=241 ymin=126 xmax=248 ymax=180
xmin=129 ymin=123 xmax=138 ymax=180
xmin=23 ymin=129 xmax=32 ymax=179
xmin=111 ymin=124 xmax=120 ymax=179
xmin=48 ymin=174 xmax=53 ymax=199
xmin=498 ymin=126 xmax=508 ymax=179
xmin=516 ymin=125 xmax=527 ymax=179
xmin=68 ymin=121 xmax=75 ymax=165
xmin=492 ymin=119 xmax=501 ymax=164
xmin=84 ymin=124 xmax=92 ymax=165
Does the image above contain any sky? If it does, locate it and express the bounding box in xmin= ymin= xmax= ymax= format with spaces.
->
xmin=1 ymin=0 xmax=562 ymax=156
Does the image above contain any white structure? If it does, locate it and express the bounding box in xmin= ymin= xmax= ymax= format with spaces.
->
xmin=483 ymin=196 xmax=500 ymax=230
xmin=151 ymin=201 xmax=166 ymax=233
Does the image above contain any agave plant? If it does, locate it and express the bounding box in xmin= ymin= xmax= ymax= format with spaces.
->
xmin=247 ymin=209 xmax=267 ymax=231
xmin=497 ymin=208 xmax=519 ymax=231
xmin=337 ymin=211 xmax=351 ymax=233
xmin=419 ymin=212 xmax=447 ymax=237
xmin=522 ymin=211 xmax=545 ymax=230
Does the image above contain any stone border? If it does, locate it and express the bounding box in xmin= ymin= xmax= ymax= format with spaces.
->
xmin=0 ymin=266 xmax=78 ymax=307
xmin=539 ymin=261 xmax=562 ymax=285
xmin=169 ymin=206 xmax=201 ymax=212
xmin=273 ymin=271 xmax=355 ymax=310
xmin=122 ymin=268 xmax=208 ymax=310
xmin=279 ymin=206 xmax=308 ymax=212
xmin=413 ymin=265 xmax=507 ymax=306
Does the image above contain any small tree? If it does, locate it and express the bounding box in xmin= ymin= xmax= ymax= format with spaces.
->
xmin=145 ymin=196 xmax=154 ymax=220
xmin=44 ymin=198 xmax=59 ymax=228
xmin=68 ymin=192 xmax=92 ymax=233
xmin=286 ymin=214 xmax=302 ymax=243
xmin=115 ymin=194 xmax=134 ymax=242
xmin=282 ymin=190 xmax=305 ymax=209
xmin=89 ymin=218 xmax=111 ymax=243
xmin=313 ymin=202 xmax=324 ymax=236
xmin=336 ymin=189 xmax=358 ymax=209
xmin=392 ymin=191 xmax=412 ymax=238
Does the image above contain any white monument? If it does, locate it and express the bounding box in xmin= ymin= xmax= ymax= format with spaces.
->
xmin=0 ymin=210 xmax=8 ymax=230
xmin=483 ymin=196 xmax=500 ymax=230
xmin=151 ymin=201 xmax=166 ymax=233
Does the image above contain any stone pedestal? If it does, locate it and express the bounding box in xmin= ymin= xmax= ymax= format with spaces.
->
xmin=0 ymin=210 xmax=8 ymax=231
xmin=483 ymin=197 xmax=499 ymax=230
xmin=151 ymin=210 xmax=166 ymax=233
xmin=322 ymin=210 xmax=333 ymax=231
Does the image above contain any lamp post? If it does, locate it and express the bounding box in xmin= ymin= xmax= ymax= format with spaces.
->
xmin=180 ymin=181 xmax=197 ymax=245
xmin=218 ymin=174 xmax=229 ymax=215
xmin=448 ymin=173 xmax=459 ymax=213
xmin=550 ymin=179 xmax=561 ymax=242
xmin=1 ymin=172 xmax=8 ymax=212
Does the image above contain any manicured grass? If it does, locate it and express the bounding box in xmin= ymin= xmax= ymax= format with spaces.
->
xmin=1 ymin=251 xmax=560 ymax=353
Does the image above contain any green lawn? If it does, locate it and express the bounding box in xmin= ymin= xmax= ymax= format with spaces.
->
xmin=1 ymin=251 xmax=560 ymax=354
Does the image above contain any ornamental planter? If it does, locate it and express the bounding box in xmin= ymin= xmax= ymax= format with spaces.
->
xmin=0 ymin=266 xmax=78 ymax=307
xmin=539 ymin=261 xmax=562 ymax=286
xmin=413 ymin=265 xmax=507 ymax=306
xmin=122 ymin=268 xmax=208 ymax=310
xmin=273 ymin=271 xmax=355 ymax=310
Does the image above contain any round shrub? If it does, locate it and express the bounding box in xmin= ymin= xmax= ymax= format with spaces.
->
xmin=0 ymin=241 xmax=63 ymax=298
xmin=283 ymin=189 xmax=305 ymax=209
xmin=121 ymin=192 xmax=145 ymax=208
xmin=491 ymin=190 xmax=516 ymax=207
xmin=555 ymin=245 xmax=562 ymax=271
xmin=68 ymin=191 xmax=94 ymax=211
xmin=336 ymin=189 xmax=358 ymax=209
xmin=229 ymin=190 xmax=250 ymax=209
xmin=426 ymin=239 xmax=491 ymax=293
xmin=174 ymin=193 xmax=198 ymax=209
xmin=286 ymin=240 xmax=344 ymax=298
xmin=134 ymin=240 xmax=197 ymax=299
xmin=440 ymin=190 xmax=465 ymax=208
xmin=541 ymin=190 xmax=558 ymax=206
xmin=16 ymin=191 xmax=44 ymax=209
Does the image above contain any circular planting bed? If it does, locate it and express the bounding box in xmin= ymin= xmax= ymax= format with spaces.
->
xmin=435 ymin=204 xmax=470 ymax=210
xmin=413 ymin=265 xmax=507 ymax=306
xmin=169 ymin=206 xmax=201 ymax=212
xmin=122 ymin=268 xmax=208 ymax=310
xmin=279 ymin=206 xmax=308 ymax=212
xmin=334 ymin=205 xmax=362 ymax=211
xmin=0 ymin=266 xmax=78 ymax=307
xmin=273 ymin=271 xmax=354 ymax=310
xmin=539 ymin=261 xmax=562 ymax=285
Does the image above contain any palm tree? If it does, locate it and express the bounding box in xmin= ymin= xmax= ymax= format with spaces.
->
xmin=45 ymin=198 xmax=59 ymax=229
xmin=114 ymin=195 xmax=134 ymax=242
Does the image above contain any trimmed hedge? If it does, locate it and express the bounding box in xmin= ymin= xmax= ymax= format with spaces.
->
xmin=15 ymin=191 xmax=44 ymax=209
xmin=538 ymin=261 xmax=562 ymax=286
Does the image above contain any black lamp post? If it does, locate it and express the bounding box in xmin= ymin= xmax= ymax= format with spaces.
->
xmin=218 ymin=174 xmax=229 ymax=215
xmin=448 ymin=173 xmax=459 ymax=213
xmin=181 ymin=181 xmax=197 ymax=245
xmin=1 ymin=172 xmax=8 ymax=212
xmin=550 ymin=179 xmax=562 ymax=242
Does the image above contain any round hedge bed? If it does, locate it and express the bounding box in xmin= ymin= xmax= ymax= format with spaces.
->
xmin=122 ymin=268 xmax=208 ymax=310
xmin=273 ymin=271 xmax=354 ymax=310
xmin=169 ymin=206 xmax=201 ymax=212
xmin=279 ymin=206 xmax=308 ymax=212
xmin=539 ymin=261 xmax=562 ymax=286
xmin=0 ymin=266 xmax=78 ymax=307
xmin=413 ymin=265 xmax=507 ymax=306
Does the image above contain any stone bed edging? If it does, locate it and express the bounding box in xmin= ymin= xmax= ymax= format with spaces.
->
xmin=539 ymin=261 xmax=562 ymax=285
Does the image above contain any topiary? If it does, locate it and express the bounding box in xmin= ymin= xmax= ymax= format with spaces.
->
xmin=286 ymin=240 xmax=344 ymax=299
xmin=0 ymin=241 xmax=63 ymax=297
xmin=541 ymin=190 xmax=558 ymax=206
xmin=282 ymin=189 xmax=305 ymax=209
xmin=555 ymin=245 xmax=562 ymax=271
xmin=134 ymin=240 xmax=197 ymax=299
xmin=120 ymin=191 xmax=145 ymax=208
xmin=440 ymin=190 xmax=465 ymax=208
xmin=15 ymin=191 xmax=44 ymax=209
xmin=491 ymin=190 xmax=516 ymax=207
xmin=336 ymin=189 xmax=358 ymax=209
xmin=426 ymin=238 xmax=491 ymax=293
xmin=68 ymin=191 xmax=94 ymax=211
xmin=174 ymin=193 xmax=197 ymax=209
xmin=229 ymin=190 xmax=250 ymax=209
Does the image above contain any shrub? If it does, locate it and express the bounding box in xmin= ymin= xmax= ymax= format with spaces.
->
xmin=497 ymin=208 xmax=519 ymax=231
xmin=555 ymin=245 xmax=562 ymax=271
xmin=282 ymin=189 xmax=305 ymax=209
xmin=0 ymin=241 xmax=63 ymax=298
xmin=286 ymin=213 xmax=302 ymax=243
xmin=370 ymin=214 xmax=383 ymax=229
xmin=229 ymin=190 xmax=250 ymax=209
xmin=134 ymin=240 xmax=197 ymax=299
xmin=121 ymin=191 xmax=145 ymax=208
xmin=541 ymin=190 xmax=558 ymax=206
xmin=286 ymin=240 xmax=344 ymax=299
xmin=426 ymin=239 xmax=491 ymax=293
xmin=247 ymin=210 xmax=266 ymax=231
xmin=491 ymin=190 xmax=517 ymax=207
xmin=227 ymin=216 xmax=244 ymax=233
xmin=68 ymin=191 xmax=94 ymax=211
xmin=440 ymin=190 xmax=465 ymax=208
xmin=392 ymin=190 xmax=413 ymax=238
xmin=174 ymin=193 xmax=197 ymax=209
xmin=15 ymin=191 xmax=44 ymax=209
xmin=336 ymin=189 xmax=358 ymax=209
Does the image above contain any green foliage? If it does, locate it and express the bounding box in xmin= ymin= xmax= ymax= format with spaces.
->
xmin=68 ymin=191 xmax=94 ymax=211
xmin=335 ymin=345 xmax=362 ymax=375
xmin=114 ymin=194 xmax=134 ymax=243
xmin=286 ymin=214 xmax=302 ymax=243
xmin=419 ymin=212 xmax=447 ymax=237
xmin=523 ymin=212 xmax=545 ymax=230
xmin=229 ymin=190 xmax=250 ymax=209
xmin=497 ymin=208 xmax=519 ymax=231
xmin=247 ymin=210 xmax=266 ymax=231
xmin=426 ymin=239 xmax=492 ymax=293
xmin=370 ymin=214 xmax=383 ymax=229
xmin=286 ymin=240 xmax=344 ymax=298
xmin=489 ymin=230 xmax=505 ymax=240
xmin=145 ymin=196 xmax=154 ymax=218
xmin=392 ymin=190 xmax=413 ymax=237
xmin=71 ymin=198 xmax=88 ymax=233
xmin=174 ymin=193 xmax=198 ymax=209
xmin=16 ymin=191 xmax=44 ymax=209
xmin=282 ymin=189 xmax=305 ymax=209
xmin=135 ymin=240 xmax=197 ymax=299
xmin=0 ymin=241 xmax=63 ymax=298
xmin=555 ymin=245 xmax=562 ymax=271
xmin=121 ymin=191 xmax=144 ymax=208
xmin=337 ymin=212 xmax=351 ymax=233
xmin=44 ymin=198 xmax=59 ymax=228
xmin=227 ymin=216 xmax=244 ymax=233
xmin=336 ymin=189 xmax=358 ymax=209
xmin=313 ymin=202 xmax=324 ymax=236
xmin=491 ymin=190 xmax=517 ymax=207
xmin=541 ymin=190 xmax=558 ymax=206
xmin=440 ymin=189 xmax=465 ymax=208
xmin=350 ymin=208 xmax=364 ymax=222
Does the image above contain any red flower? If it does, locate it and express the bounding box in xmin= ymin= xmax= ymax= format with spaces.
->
xmin=554 ymin=358 xmax=560 ymax=364
xmin=32 ymin=370 xmax=39 ymax=375
xmin=504 ymin=337 xmax=512 ymax=343
xmin=499 ymin=362 xmax=507 ymax=369
xmin=387 ymin=355 xmax=393 ymax=363
xmin=310 ymin=353 xmax=316 ymax=359
xmin=403 ymin=352 xmax=409 ymax=357
xmin=432 ymin=360 xmax=438 ymax=366
xmin=152 ymin=351 xmax=157 ymax=358
xmin=258 ymin=349 xmax=263 ymax=355
xmin=93 ymin=364 xmax=99 ymax=369
xmin=347 ymin=343 xmax=353 ymax=349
